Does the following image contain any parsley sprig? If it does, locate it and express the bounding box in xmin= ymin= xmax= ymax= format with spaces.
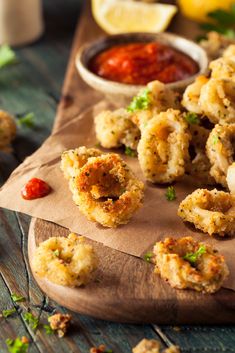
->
xmin=165 ymin=186 xmax=176 ymax=201
xmin=0 ymin=45 xmax=17 ymax=69
xmin=143 ymin=252 xmax=154 ymax=263
xmin=5 ymin=337 xmax=29 ymax=353
xmin=23 ymin=312 xmax=39 ymax=330
xmin=11 ymin=294 xmax=25 ymax=303
xmin=183 ymin=245 xmax=206 ymax=265
xmin=184 ymin=112 xmax=200 ymax=125
xmin=17 ymin=112 xmax=35 ymax=128
xmin=127 ymin=88 xmax=151 ymax=112
xmin=2 ymin=308 xmax=17 ymax=318
xmin=124 ymin=146 xmax=137 ymax=157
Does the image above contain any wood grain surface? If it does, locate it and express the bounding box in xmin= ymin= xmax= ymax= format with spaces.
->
xmin=28 ymin=1 xmax=235 ymax=324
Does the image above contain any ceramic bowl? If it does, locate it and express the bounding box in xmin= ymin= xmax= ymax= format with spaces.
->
xmin=76 ymin=32 xmax=208 ymax=106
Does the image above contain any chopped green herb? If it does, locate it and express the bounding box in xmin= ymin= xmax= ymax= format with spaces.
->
xmin=53 ymin=249 xmax=60 ymax=257
xmin=165 ymin=186 xmax=176 ymax=201
xmin=127 ymin=88 xmax=151 ymax=112
xmin=5 ymin=337 xmax=29 ymax=353
xmin=0 ymin=45 xmax=17 ymax=69
xmin=183 ymin=245 xmax=206 ymax=265
xmin=17 ymin=112 xmax=35 ymax=128
xmin=22 ymin=312 xmax=39 ymax=330
xmin=184 ymin=112 xmax=200 ymax=125
xmin=212 ymin=134 xmax=219 ymax=145
xmin=43 ymin=324 xmax=54 ymax=335
xmin=2 ymin=308 xmax=17 ymax=318
xmin=143 ymin=252 xmax=154 ymax=263
xmin=11 ymin=294 xmax=25 ymax=303
xmin=124 ymin=146 xmax=137 ymax=157
xmin=105 ymin=350 xmax=113 ymax=353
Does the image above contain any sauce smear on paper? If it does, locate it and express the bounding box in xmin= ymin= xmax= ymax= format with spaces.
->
xmin=89 ymin=42 xmax=199 ymax=85
xmin=21 ymin=178 xmax=51 ymax=200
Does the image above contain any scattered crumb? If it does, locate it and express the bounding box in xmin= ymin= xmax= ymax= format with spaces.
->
xmin=21 ymin=336 xmax=29 ymax=344
xmin=48 ymin=312 xmax=71 ymax=338
xmin=132 ymin=339 xmax=180 ymax=353
xmin=90 ymin=344 xmax=113 ymax=353
xmin=173 ymin=326 xmax=181 ymax=332
xmin=164 ymin=346 xmax=180 ymax=353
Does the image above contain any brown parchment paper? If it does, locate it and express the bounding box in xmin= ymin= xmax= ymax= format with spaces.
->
xmin=0 ymin=101 xmax=234 ymax=291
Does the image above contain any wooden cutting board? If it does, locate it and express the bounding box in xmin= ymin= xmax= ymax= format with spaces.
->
xmin=28 ymin=1 xmax=235 ymax=324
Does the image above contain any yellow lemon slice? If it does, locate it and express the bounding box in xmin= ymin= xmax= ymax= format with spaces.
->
xmin=92 ymin=0 xmax=177 ymax=34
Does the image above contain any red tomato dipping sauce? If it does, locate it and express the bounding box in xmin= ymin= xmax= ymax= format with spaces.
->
xmin=89 ymin=42 xmax=199 ymax=85
xmin=21 ymin=178 xmax=51 ymax=200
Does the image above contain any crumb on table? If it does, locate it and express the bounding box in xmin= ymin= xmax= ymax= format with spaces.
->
xmin=48 ymin=312 xmax=72 ymax=338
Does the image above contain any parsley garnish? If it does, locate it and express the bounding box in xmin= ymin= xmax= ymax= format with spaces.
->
xmin=0 ymin=45 xmax=17 ymax=69
xmin=183 ymin=245 xmax=206 ymax=265
xmin=212 ymin=134 xmax=219 ymax=145
xmin=2 ymin=308 xmax=17 ymax=318
xmin=124 ymin=146 xmax=137 ymax=157
xmin=127 ymin=88 xmax=151 ymax=112
xmin=23 ymin=312 xmax=39 ymax=330
xmin=43 ymin=324 xmax=55 ymax=335
xmin=143 ymin=252 xmax=154 ymax=263
xmin=11 ymin=294 xmax=25 ymax=303
xmin=165 ymin=186 xmax=176 ymax=201
xmin=184 ymin=112 xmax=200 ymax=125
xmin=17 ymin=112 xmax=35 ymax=128
xmin=5 ymin=337 xmax=29 ymax=353
xmin=53 ymin=249 xmax=60 ymax=257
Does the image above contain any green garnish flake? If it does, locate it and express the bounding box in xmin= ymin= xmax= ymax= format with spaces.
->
xmin=23 ymin=312 xmax=39 ymax=330
xmin=212 ymin=134 xmax=219 ymax=145
xmin=165 ymin=186 xmax=176 ymax=201
xmin=0 ymin=45 xmax=17 ymax=69
xmin=17 ymin=112 xmax=35 ymax=128
xmin=127 ymin=88 xmax=151 ymax=112
xmin=43 ymin=324 xmax=54 ymax=335
xmin=105 ymin=350 xmax=113 ymax=353
xmin=2 ymin=308 xmax=17 ymax=318
xmin=183 ymin=245 xmax=206 ymax=265
xmin=11 ymin=294 xmax=25 ymax=303
xmin=184 ymin=112 xmax=200 ymax=125
xmin=124 ymin=146 xmax=137 ymax=157
xmin=53 ymin=249 xmax=60 ymax=257
xmin=5 ymin=337 xmax=29 ymax=353
xmin=143 ymin=252 xmax=154 ymax=263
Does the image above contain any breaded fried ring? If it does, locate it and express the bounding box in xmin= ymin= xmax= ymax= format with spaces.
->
xmin=178 ymin=189 xmax=235 ymax=236
xmin=199 ymin=78 xmax=235 ymax=124
xmin=186 ymin=125 xmax=215 ymax=185
xmin=94 ymin=108 xmax=140 ymax=150
xmin=154 ymin=236 xmax=229 ymax=293
xmin=181 ymin=75 xmax=209 ymax=114
xmin=226 ymin=163 xmax=235 ymax=194
xmin=0 ymin=110 xmax=17 ymax=152
xmin=61 ymin=146 xmax=102 ymax=180
xmin=210 ymin=57 xmax=235 ymax=82
xmin=206 ymin=124 xmax=235 ymax=187
xmin=69 ymin=154 xmax=144 ymax=227
xmin=137 ymin=109 xmax=190 ymax=183
xmin=32 ymin=233 xmax=98 ymax=287
xmin=200 ymin=31 xmax=235 ymax=60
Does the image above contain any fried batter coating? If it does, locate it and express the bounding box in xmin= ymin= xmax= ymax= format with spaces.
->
xmin=61 ymin=146 xmax=102 ymax=180
xmin=223 ymin=45 xmax=235 ymax=60
xmin=178 ymin=189 xmax=235 ymax=236
xmin=69 ymin=153 xmax=144 ymax=227
xmin=137 ymin=109 xmax=190 ymax=183
xmin=200 ymin=31 xmax=235 ymax=60
xmin=210 ymin=57 xmax=235 ymax=82
xmin=132 ymin=339 xmax=180 ymax=353
xmin=154 ymin=237 xmax=229 ymax=293
xmin=199 ymin=78 xmax=235 ymax=124
xmin=94 ymin=108 xmax=140 ymax=150
xmin=0 ymin=110 xmax=17 ymax=152
xmin=226 ymin=163 xmax=235 ymax=194
xmin=186 ymin=125 xmax=215 ymax=185
xmin=206 ymin=124 xmax=235 ymax=187
xmin=181 ymin=75 xmax=209 ymax=114
xmin=32 ymin=233 xmax=98 ymax=287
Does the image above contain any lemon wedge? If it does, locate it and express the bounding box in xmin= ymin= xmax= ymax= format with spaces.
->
xmin=92 ymin=0 xmax=177 ymax=34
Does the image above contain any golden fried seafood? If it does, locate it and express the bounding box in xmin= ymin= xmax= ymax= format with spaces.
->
xmin=137 ymin=109 xmax=190 ymax=183
xmin=181 ymin=75 xmax=208 ymax=114
xmin=223 ymin=44 xmax=235 ymax=60
xmin=132 ymin=339 xmax=180 ymax=353
xmin=199 ymin=78 xmax=235 ymax=124
xmin=69 ymin=153 xmax=144 ymax=227
xmin=178 ymin=189 xmax=235 ymax=236
xmin=61 ymin=146 xmax=102 ymax=180
xmin=32 ymin=233 xmax=98 ymax=287
xmin=0 ymin=110 xmax=17 ymax=152
xmin=226 ymin=163 xmax=235 ymax=194
xmin=210 ymin=57 xmax=235 ymax=82
xmin=94 ymin=109 xmax=140 ymax=150
xmin=186 ymin=125 xmax=214 ymax=185
xmin=200 ymin=31 xmax=235 ymax=60
xmin=206 ymin=124 xmax=235 ymax=187
xmin=154 ymin=236 xmax=229 ymax=293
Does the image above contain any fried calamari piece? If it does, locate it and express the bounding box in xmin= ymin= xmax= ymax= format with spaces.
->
xmin=137 ymin=109 xmax=190 ymax=183
xmin=32 ymin=233 xmax=98 ymax=287
xmin=94 ymin=108 xmax=140 ymax=150
xmin=210 ymin=57 xmax=235 ymax=82
xmin=132 ymin=339 xmax=180 ymax=353
xmin=154 ymin=237 xmax=229 ymax=293
xmin=48 ymin=313 xmax=71 ymax=338
xmin=206 ymin=124 xmax=235 ymax=187
xmin=69 ymin=153 xmax=144 ymax=227
xmin=199 ymin=78 xmax=235 ymax=124
xmin=178 ymin=189 xmax=235 ymax=236
xmin=0 ymin=110 xmax=17 ymax=152
xmin=181 ymin=75 xmax=209 ymax=114
xmin=226 ymin=163 xmax=235 ymax=194
xmin=223 ymin=45 xmax=235 ymax=60
xmin=200 ymin=31 xmax=235 ymax=60
xmin=61 ymin=146 xmax=102 ymax=180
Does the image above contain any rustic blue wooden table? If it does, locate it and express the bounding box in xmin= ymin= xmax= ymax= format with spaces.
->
xmin=0 ymin=1 xmax=235 ymax=352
